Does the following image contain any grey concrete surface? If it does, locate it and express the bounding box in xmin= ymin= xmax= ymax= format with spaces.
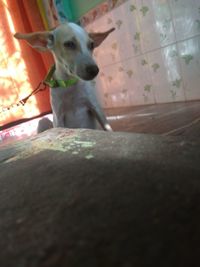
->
xmin=0 ymin=128 xmax=200 ymax=267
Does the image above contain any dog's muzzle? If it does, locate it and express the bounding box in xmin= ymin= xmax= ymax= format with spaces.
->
xmin=75 ymin=53 xmax=99 ymax=80
xmin=86 ymin=65 xmax=99 ymax=78
xmin=79 ymin=64 xmax=99 ymax=81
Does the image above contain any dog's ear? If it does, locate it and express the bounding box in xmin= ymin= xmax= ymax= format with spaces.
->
xmin=89 ymin=28 xmax=115 ymax=48
xmin=14 ymin=31 xmax=54 ymax=52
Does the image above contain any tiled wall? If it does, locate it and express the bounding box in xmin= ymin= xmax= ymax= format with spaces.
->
xmin=84 ymin=0 xmax=200 ymax=108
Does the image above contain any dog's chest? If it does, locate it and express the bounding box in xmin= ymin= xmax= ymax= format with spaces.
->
xmin=49 ymin=82 xmax=97 ymax=128
xmin=50 ymin=83 xmax=91 ymax=114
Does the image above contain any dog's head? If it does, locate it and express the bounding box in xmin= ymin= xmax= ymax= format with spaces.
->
xmin=14 ymin=23 xmax=115 ymax=81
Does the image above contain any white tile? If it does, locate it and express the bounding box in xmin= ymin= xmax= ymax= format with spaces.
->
xmin=86 ymin=12 xmax=118 ymax=68
xmin=98 ymin=62 xmax=133 ymax=108
xmin=88 ymin=0 xmax=144 ymax=68
xmin=169 ymin=0 xmax=200 ymax=41
xmin=95 ymin=74 xmax=108 ymax=108
xmin=123 ymin=55 xmax=156 ymax=106
xmin=178 ymin=36 xmax=200 ymax=100
xmin=148 ymin=44 xmax=185 ymax=103
xmin=112 ymin=0 xmax=143 ymax=58
xmin=87 ymin=0 xmax=200 ymax=107
xmin=96 ymin=55 xmax=156 ymax=108
xmin=136 ymin=0 xmax=176 ymax=52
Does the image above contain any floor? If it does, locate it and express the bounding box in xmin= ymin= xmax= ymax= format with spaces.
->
xmin=0 ymin=101 xmax=199 ymax=145
xmin=0 ymin=102 xmax=200 ymax=266
xmin=106 ymin=101 xmax=200 ymax=137
xmin=0 ymin=128 xmax=200 ymax=267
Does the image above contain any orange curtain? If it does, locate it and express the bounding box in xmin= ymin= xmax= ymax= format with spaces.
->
xmin=0 ymin=0 xmax=53 ymax=128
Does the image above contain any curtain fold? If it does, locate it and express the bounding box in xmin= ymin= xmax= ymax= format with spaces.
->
xmin=37 ymin=0 xmax=59 ymax=30
xmin=0 ymin=0 xmax=53 ymax=128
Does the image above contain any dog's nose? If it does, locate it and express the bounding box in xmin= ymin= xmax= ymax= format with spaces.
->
xmin=86 ymin=65 xmax=99 ymax=78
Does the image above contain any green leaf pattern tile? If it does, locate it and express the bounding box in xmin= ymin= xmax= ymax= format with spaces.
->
xmin=134 ymin=32 xmax=141 ymax=41
xmin=126 ymin=70 xmax=133 ymax=78
xmin=133 ymin=44 xmax=139 ymax=53
xmin=93 ymin=51 xmax=98 ymax=57
xmin=182 ymin=55 xmax=194 ymax=65
xmin=196 ymin=19 xmax=200 ymax=30
xmin=111 ymin=42 xmax=118 ymax=50
xmin=141 ymin=59 xmax=148 ymax=66
xmin=160 ymin=33 xmax=167 ymax=42
xmin=107 ymin=18 xmax=113 ymax=24
xmin=144 ymin=84 xmax=152 ymax=92
xmin=143 ymin=94 xmax=149 ymax=103
xmin=140 ymin=6 xmax=149 ymax=17
xmin=130 ymin=4 xmax=137 ymax=12
xmin=116 ymin=19 xmax=123 ymax=29
xmin=108 ymin=76 xmax=113 ymax=82
xmin=170 ymin=50 xmax=178 ymax=58
xmin=122 ymin=88 xmax=128 ymax=93
xmin=172 ymin=79 xmax=182 ymax=88
xmin=170 ymin=90 xmax=177 ymax=99
xmin=111 ymin=53 xmax=116 ymax=61
xmin=100 ymin=72 xmax=105 ymax=77
xmin=152 ymin=63 xmax=160 ymax=73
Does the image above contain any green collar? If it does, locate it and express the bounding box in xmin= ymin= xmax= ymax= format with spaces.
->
xmin=44 ymin=64 xmax=78 ymax=88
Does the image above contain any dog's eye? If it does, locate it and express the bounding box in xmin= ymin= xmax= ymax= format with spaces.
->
xmin=88 ymin=42 xmax=95 ymax=51
xmin=64 ymin=41 xmax=76 ymax=50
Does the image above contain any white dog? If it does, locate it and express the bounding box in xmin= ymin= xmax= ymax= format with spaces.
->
xmin=14 ymin=23 xmax=114 ymax=132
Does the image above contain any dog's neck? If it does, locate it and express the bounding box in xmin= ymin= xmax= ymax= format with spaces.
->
xmin=53 ymin=59 xmax=76 ymax=81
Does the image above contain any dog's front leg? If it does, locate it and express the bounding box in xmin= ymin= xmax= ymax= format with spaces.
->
xmin=52 ymin=110 xmax=66 ymax=128
xmin=87 ymin=101 xmax=112 ymax=131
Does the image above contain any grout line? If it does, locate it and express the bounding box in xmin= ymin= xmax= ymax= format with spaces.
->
xmin=168 ymin=0 xmax=187 ymax=101
xmin=99 ymin=33 xmax=200 ymax=69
